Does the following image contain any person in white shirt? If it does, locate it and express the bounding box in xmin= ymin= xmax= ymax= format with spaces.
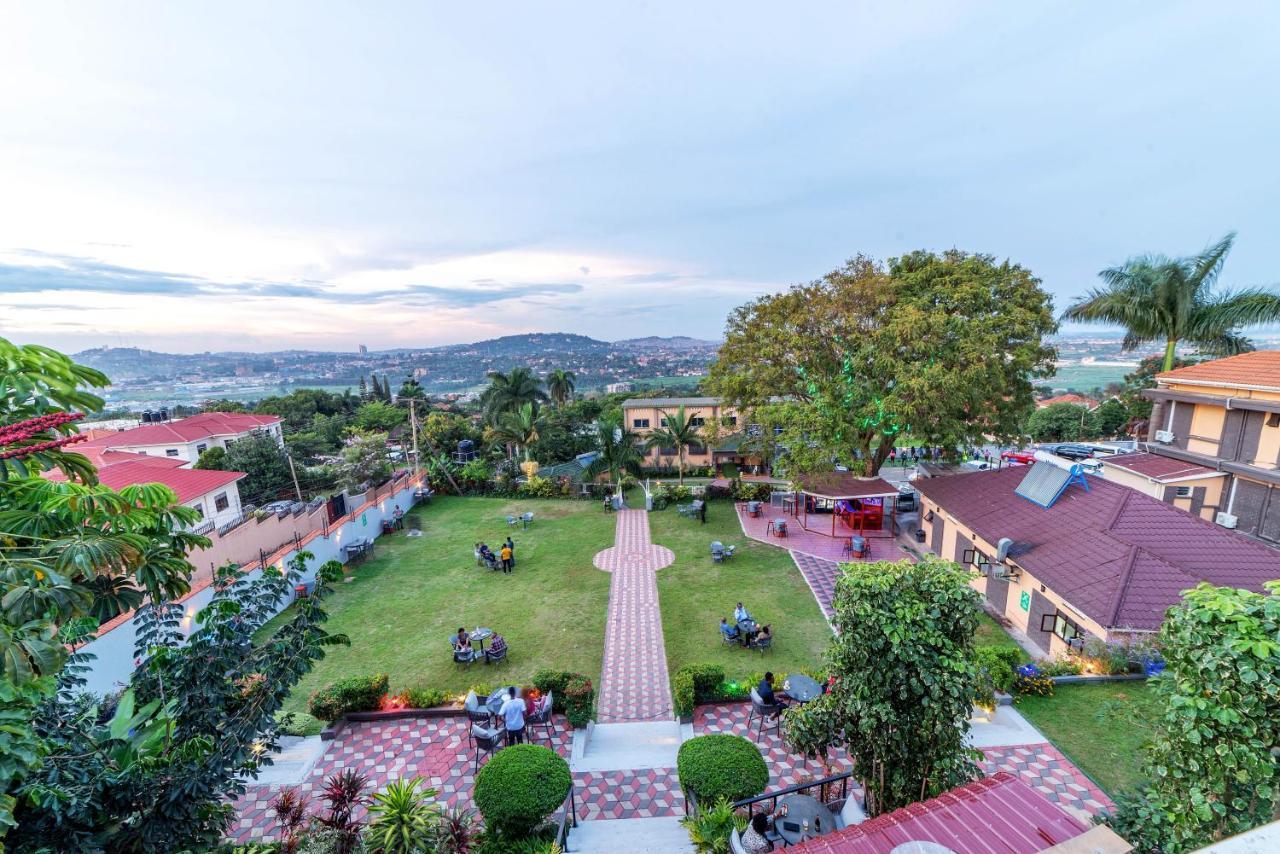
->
xmin=498 ymin=687 xmax=526 ymax=746
xmin=734 ymin=602 xmax=752 ymax=624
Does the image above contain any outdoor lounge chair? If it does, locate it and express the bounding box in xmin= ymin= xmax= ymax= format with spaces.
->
xmin=710 ymin=541 xmax=725 ymax=562
xmin=748 ymin=634 xmax=773 ymax=655
xmin=747 ymin=687 xmax=783 ymax=740
xmin=452 ymin=639 xmax=477 ymax=667
xmin=484 ymin=643 xmax=508 ymax=665
xmin=526 ymin=691 xmax=555 ymax=742
xmin=463 ymin=690 xmax=491 ymax=725
xmin=469 ymin=724 xmax=503 ymax=772
xmin=506 ymin=515 xmax=518 ymax=527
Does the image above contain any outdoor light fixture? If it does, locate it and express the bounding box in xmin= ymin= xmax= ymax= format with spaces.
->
xmin=924 ymin=510 xmax=935 ymax=522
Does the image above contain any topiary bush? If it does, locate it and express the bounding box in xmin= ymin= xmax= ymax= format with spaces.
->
xmin=974 ymin=647 xmax=1016 ymax=694
xmin=308 ymin=673 xmax=389 ymax=721
xmin=673 ymin=669 xmax=696 ymax=717
xmin=563 ymin=674 xmax=595 ymax=727
xmin=473 ymin=744 xmax=572 ymax=839
xmin=677 ymin=734 xmax=769 ymax=804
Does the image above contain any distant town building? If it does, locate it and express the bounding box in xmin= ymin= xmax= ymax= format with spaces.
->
xmin=1036 ymin=393 xmax=1098 ymax=410
xmin=604 ymin=381 xmax=634 ymax=394
xmin=358 ymin=344 xmax=368 ymax=355
xmin=75 ymin=412 xmax=284 ymax=464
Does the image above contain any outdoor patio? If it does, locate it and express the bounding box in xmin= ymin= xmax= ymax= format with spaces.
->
xmin=736 ymin=502 xmax=910 ymax=563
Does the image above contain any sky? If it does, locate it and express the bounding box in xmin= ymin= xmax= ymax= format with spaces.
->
xmin=2 ymin=1 xmax=1278 ymax=353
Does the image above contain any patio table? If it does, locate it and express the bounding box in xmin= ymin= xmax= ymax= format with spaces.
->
xmin=737 ymin=618 xmax=758 ymax=639
xmin=782 ymin=673 xmax=822 ymax=704
xmin=773 ymin=794 xmax=837 ymax=845
xmin=487 ymin=685 xmax=521 ymax=715
xmin=469 ymin=627 xmax=493 ymax=657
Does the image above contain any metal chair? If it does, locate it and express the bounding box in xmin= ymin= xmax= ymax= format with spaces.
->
xmin=748 ymin=687 xmax=783 ymax=740
xmin=730 ymin=828 xmax=748 ymax=854
xmin=506 ymin=515 xmax=518 ymax=527
xmin=452 ymin=640 xmax=476 ymax=667
xmin=464 ymin=692 xmax=491 ymax=725
xmin=485 ymin=644 xmax=508 ymax=665
xmin=469 ymin=725 xmax=503 ymax=772
xmin=710 ymin=542 xmax=725 ymax=563
xmin=526 ymin=691 xmax=555 ymax=742
xmin=521 ymin=511 xmax=534 ymax=529
xmin=749 ymin=634 xmax=773 ymax=655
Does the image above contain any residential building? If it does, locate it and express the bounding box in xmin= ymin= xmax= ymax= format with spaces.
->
xmin=915 ymin=464 xmax=1279 ymax=657
xmin=76 ymin=412 xmax=284 ymax=464
xmin=604 ymin=381 xmax=633 ymax=394
xmin=47 ymin=455 xmax=247 ymax=527
xmin=1142 ymin=350 xmax=1280 ymax=545
xmin=1099 ymin=452 xmax=1227 ymax=520
xmin=621 ymin=397 xmax=737 ymax=469
xmin=1036 ymin=393 xmax=1099 ymax=410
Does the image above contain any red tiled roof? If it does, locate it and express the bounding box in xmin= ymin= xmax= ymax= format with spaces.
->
xmin=75 ymin=459 xmax=245 ymax=503
xmin=1102 ymin=452 xmax=1220 ymax=482
xmin=78 ymin=412 xmax=281 ymax=449
xmin=915 ymin=466 xmax=1280 ymax=631
xmin=1157 ymin=350 xmax=1280 ymax=391
xmin=789 ymin=772 xmax=1088 ymax=853
xmin=1037 ymin=393 xmax=1098 ymax=409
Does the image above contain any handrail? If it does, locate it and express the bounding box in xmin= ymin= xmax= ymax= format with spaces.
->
xmin=554 ymin=783 xmax=578 ymax=850
xmin=729 ymin=769 xmax=854 ymax=819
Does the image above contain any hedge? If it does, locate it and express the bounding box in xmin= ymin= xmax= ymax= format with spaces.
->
xmin=674 ymin=664 xmax=726 ymax=716
xmin=532 ymin=669 xmax=595 ymax=727
xmin=308 ymin=673 xmax=389 ymax=721
xmin=677 ymin=735 xmax=769 ymax=804
xmin=975 ymin=646 xmax=1020 ymax=694
xmin=473 ymin=744 xmax=572 ymax=838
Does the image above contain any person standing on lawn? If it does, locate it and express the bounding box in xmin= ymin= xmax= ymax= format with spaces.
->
xmin=499 ymin=686 xmax=526 ymax=745
xmin=500 ymin=542 xmax=513 ymax=573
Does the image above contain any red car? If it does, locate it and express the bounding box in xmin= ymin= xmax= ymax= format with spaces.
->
xmin=1001 ymin=450 xmax=1036 ymax=465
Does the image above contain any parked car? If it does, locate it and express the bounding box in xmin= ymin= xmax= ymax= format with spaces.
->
xmin=1038 ymin=443 xmax=1095 ymax=461
xmin=1000 ymin=450 xmax=1036 ymax=465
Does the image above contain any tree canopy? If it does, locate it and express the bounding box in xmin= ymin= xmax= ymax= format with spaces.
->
xmin=223 ymin=432 xmax=294 ymax=505
xmin=708 ymin=251 xmax=1057 ymax=475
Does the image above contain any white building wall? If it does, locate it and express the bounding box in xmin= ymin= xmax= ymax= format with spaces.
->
xmin=185 ymin=482 xmax=245 ymax=527
xmin=78 ymin=477 xmax=420 ymax=695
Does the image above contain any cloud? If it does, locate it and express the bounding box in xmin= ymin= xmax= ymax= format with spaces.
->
xmin=0 ymin=250 xmax=582 ymax=308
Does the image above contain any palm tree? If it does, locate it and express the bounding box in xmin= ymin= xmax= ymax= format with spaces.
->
xmin=479 ymin=367 xmax=548 ymax=424
xmin=1062 ymin=233 xmax=1280 ymax=372
xmin=546 ymin=369 xmax=577 ymax=407
xmin=490 ymin=402 xmax=544 ymax=462
xmin=645 ymin=405 xmax=703 ymax=484
xmin=583 ymin=417 xmax=645 ymax=496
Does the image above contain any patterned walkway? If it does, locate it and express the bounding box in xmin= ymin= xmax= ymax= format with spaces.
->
xmin=592 ymin=510 xmax=675 ymax=722
xmin=790 ymin=552 xmax=841 ymax=621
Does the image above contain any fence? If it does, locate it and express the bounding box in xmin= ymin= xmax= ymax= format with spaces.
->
xmin=78 ymin=470 xmax=426 ymax=695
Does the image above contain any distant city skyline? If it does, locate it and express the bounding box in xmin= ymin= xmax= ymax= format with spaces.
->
xmin=2 ymin=2 xmax=1278 ymax=353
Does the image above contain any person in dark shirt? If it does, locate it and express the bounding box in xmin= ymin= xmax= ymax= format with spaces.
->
xmin=758 ymin=672 xmax=789 ymax=708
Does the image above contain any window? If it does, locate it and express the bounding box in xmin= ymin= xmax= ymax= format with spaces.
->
xmin=214 ymin=493 xmax=230 ymax=512
xmin=1040 ymin=610 xmax=1084 ymax=644
xmin=1268 ymin=412 xmax=1280 ymax=429
xmin=688 ymin=444 xmax=708 ymax=455
xmin=723 ymin=416 xmax=737 ymax=427
xmin=196 ymin=443 xmax=208 ymax=454
xmin=659 ymin=447 xmax=678 ymax=456
xmin=633 ymin=418 xmax=650 ymax=429
xmin=165 ymin=449 xmax=180 ymax=457
xmin=191 ymin=503 xmax=204 ymax=520
xmin=961 ymin=548 xmax=991 ymax=575
xmin=1175 ymin=485 xmax=1192 ymax=498
xmin=690 ymin=417 xmax=706 ymax=427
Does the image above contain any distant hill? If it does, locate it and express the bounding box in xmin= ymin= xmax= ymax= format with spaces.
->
xmin=431 ymin=332 xmax=612 ymax=357
xmin=613 ymin=335 xmax=719 ymax=351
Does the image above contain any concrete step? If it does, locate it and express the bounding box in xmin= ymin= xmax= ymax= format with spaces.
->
xmin=571 ymin=721 xmax=683 ymax=773
xmin=249 ymin=735 xmax=326 ymax=786
xmin=568 ymin=817 xmax=693 ymax=853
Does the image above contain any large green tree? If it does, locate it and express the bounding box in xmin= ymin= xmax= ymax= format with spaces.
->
xmin=582 ymin=417 xmax=645 ymax=494
xmin=1026 ymin=402 xmax=1098 ymax=442
xmin=784 ymin=557 xmax=983 ymax=816
xmin=1108 ymin=582 xmax=1280 ymax=852
xmin=645 ymin=404 xmax=703 ymax=484
xmin=479 ymin=368 xmax=547 ymax=425
xmin=353 ymin=400 xmax=408 ymax=433
xmin=490 ymin=402 xmax=545 ymax=463
xmin=545 ymin=369 xmax=577 ymax=408
xmin=223 ymin=432 xmax=294 ymax=505
xmin=1062 ymin=233 xmax=1280 ymax=372
xmin=708 ymin=251 xmax=1057 ymax=476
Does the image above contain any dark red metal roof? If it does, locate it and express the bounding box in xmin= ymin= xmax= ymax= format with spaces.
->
xmin=1102 ymin=452 xmax=1219 ymax=482
xmin=796 ymin=473 xmax=898 ymax=499
xmin=789 ymin=772 xmax=1088 ymax=853
xmin=915 ymin=466 xmax=1279 ymax=631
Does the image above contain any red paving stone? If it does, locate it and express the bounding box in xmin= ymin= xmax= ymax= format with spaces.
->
xmin=737 ymin=503 xmax=909 ymax=564
xmin=574 ymin=768 xmax=685 ymax=819
xmin=592 ymin=509 xmax=676 ymax=723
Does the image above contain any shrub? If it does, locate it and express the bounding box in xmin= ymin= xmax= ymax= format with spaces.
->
xmin=308 ymin=673 xmax=389 ymax=721
xmin=366 ymin=777 xmax=439 ymax=854
xmin=518 ymin=475 xmax=558 ymax=498
xmin=1037 ymin=656 xmax=1084 ymax=677
xmin=677 ymin=734 xmax=769 ymax=804
xmin=563 ymin=674 xmax=595 ymax=727
xmin=719 ymin=463 xmax=739 ymax=479
xmin=473 ymin=744 xmax=572 ymax=838
xmin=674 ymin=669 xmax=696 ymax=718
xmin=402 ymin=686 xmax=451 ymax=709
xmin=1012 ymin=663 xmax=1054 ymax=697
xmin=974 ymin=647 xmax=1016 ymax=694
xmin=1080 ymin=637 xmax=1134 ymax=675
xmin=680 ymin=796 xmax=746 ymax=853
xmin=731 ymin=481 xmax=772 ymax=501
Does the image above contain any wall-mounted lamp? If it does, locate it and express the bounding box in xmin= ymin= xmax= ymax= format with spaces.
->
xmin=924 ymin=510 xmax=935 ymax=523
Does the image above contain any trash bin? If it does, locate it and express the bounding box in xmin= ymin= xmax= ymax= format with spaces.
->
xmin=914 ymin=529 xmax=926 ymax=543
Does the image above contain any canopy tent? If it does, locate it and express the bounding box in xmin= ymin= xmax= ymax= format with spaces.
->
xmin=792 ymin=473 xmax=900 ymax=538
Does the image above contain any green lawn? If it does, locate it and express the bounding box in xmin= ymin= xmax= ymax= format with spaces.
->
xmin=259 ymin=496 xmax=615 ymax=731
xmin=1016 ymin=680 xmax=1162 ymax=796
xmin=976 ymin=612 xmax=1031 ymax=662
xmin=649 ymin=499 xmax=831 ymax=687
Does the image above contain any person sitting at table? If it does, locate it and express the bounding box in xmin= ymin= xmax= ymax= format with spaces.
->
xmin=746 ymin=623 xmax=769 ymax=646
xmin=480 ymin=544 xmax=498 ymax=571
xmin=758 ymin=672 xmax=789 ymax=709
xmin=473 ymin=542 xmax=484 ymax=566
xmin=734 ymin=602 xmax=752 ymax=624
xmin=741 ymin=812 xmax=774 ymax=852
xmin=719 ymin=617 xmax=740 ymax=643
xmin=755 ymin=624 xmax=772 ymax=644
xmin=453 ymin=628 xmax=475 ymax=661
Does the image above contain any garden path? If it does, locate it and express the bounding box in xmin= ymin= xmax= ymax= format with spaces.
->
xmin=592 ymin=509 xmax=675 ymax=722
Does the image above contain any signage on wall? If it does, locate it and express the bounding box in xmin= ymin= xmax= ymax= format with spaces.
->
xmin=361 ymin=513 xmax=367 ymax=527
xmin=1019 ymin=591 xmax=1031 ymax=612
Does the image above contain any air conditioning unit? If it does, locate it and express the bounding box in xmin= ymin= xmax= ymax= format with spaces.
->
xmin=1154 ymin=430 xmax=1175 ymax=444
xmin=988 ymin=564 xmax=1008 ymax=579
xmin=1216 ymin=512 xmax=1238 ymax=529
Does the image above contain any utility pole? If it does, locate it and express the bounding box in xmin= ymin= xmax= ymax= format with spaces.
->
xmin=286 ymin=451 xmax=304 ymax=502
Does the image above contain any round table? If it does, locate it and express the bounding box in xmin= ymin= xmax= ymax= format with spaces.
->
xmin=782 ymin=673 xmax=822 ymax=703
xmin=773 ymin=794 xmax=837 ymax=845
xmin=469 ymin=627 xmax=493 ymax=655
xmin=487 ymin=686 xmax=521 ymax=715
xmin=736 ymin=619 xmax=758 ymax=641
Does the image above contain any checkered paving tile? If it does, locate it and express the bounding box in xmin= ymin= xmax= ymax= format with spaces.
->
xmin=574 ymin=768 xmax=685 ymax=819
xmin=226 ymin=714 xmax=572 ymax=844
xmin=593 ymin=509 xmax=675 ymax=723
xmin=790 ymin=553 xmax=841 ymax=621
xmin=695 ymin=703 xmax=1113 ymax=821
